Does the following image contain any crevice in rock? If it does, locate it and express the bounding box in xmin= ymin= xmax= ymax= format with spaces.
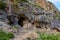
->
xmin=53 ymin=28 xmax=60 ymax=32
xmin=7 ymin=15 xmax=14 ymax=25
xmin=18 ymin=17 xmax=26 ymax=27
xmin=17 ymin=14 xmax=28 ymax=27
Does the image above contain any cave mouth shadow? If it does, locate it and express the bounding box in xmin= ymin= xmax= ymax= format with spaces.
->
xmin=18 ymin=17 xmax=27 ymax=27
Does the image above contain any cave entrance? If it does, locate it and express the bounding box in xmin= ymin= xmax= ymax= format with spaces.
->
xmin=18 ymin=14 xmax=28 ymax=27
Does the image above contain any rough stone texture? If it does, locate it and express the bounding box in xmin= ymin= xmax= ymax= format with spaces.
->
xmin=47 ymin=1 xmax=59 ymax=14
xmin=0 ymin=21 xmax=12 ymax=32
xmin=0 ymin=2 xmax=56 ymax=30
xmin=0 ymin=0 xmax=60 ymax=40
xmin=13 ymin=30 xmax=38 ymax=40
xmin=35 ymin=0 xmax=48 ymax=10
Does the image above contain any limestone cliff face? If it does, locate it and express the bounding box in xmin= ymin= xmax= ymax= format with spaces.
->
xmin=0 ymin=0 xmax=60 ymax=40
xmin=2 ymin=0 xmax=59 ymax=14
xmin=34 ymin=0 xmax=59 ymax=14
xmin=47 ymin=1 xmax=59 ymax=14
xmin=35 ymin=0 xmax=48 ymax=11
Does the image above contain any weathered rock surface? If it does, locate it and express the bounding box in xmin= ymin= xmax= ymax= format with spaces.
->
xmin=0 ymin=0 xmax=60 ymax=40
xmin=13 ymin=31 xmax=38 ymax=40
xmin=0 ymin=21 xmax=12 ymax=32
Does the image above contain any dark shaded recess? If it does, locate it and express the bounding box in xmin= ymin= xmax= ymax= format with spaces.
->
xmin=17 ymin=14 xmax=29 ymax=27
xmin=37 ymin=26 xmax=42 ymax=28
xmin=32 ymin=21 xmax=42 ymax=28
xmin=18 ymin=17 xmax=26 ymax=27
xmin=32 ymin=22 xmax=34 ymax=25
xmin=40 ymin=21 xmax=49 ymax=25
xmin=27 ymin=38 xmax=31 ymax=40
xmin=7 ymin=16 xmax=14 ymax=25
xmin=0 ymin=13 xmax=3 ymax=15
xmin=53 ymin=28 xmax=60 ymax=32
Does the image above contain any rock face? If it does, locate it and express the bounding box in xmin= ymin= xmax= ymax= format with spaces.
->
xmin=30 ymin=0 xmax=59 ymax=14
xmin=47 ymin=1 xmax=59 ymax=14
xmin=13 ymin=31 xmax=38 ymax=40
xmin=35 ymin=0 xmax=48 ymax=10
xmin=0 ymin=0 xmax=60 ymax=40
xmin=0 ymin=0 xmax=60 ymax=31
xmin=0 ymin=21 xmax=13 ymax=32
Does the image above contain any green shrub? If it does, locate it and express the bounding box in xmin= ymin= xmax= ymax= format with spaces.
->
xmin=36 ymin=32 xmax=60 ymax=40
xmin=0 ymin=30 xmax=14 ymax=40
xmin=0 ymin=1 xmax=6 ymax=10
xmin=7 ymin=32 xmax=14 ymax=39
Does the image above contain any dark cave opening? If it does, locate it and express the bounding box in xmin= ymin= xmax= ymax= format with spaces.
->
xmin=18 ymin=17 xmax=26 ymax=27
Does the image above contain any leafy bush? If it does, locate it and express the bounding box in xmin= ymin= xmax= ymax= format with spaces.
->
xmin=7 ymin=32 xmax=14 ymax=39
xmin=36 ymin=32 xmax=60 ymax=40
xmin=0 ymin=30 xmax=14 ymax=40
xmin=0 ymin=1 xmax=6 ymax=10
